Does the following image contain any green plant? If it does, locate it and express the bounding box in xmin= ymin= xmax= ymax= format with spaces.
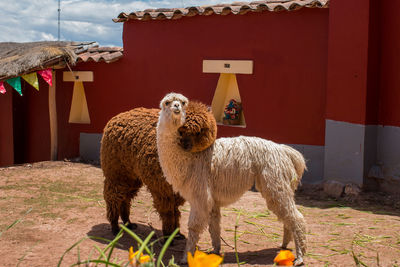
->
xmin=58 ymin=225 xmax=180 ymax=267
xmin=0 ymin=207 xmax=32 ymax=238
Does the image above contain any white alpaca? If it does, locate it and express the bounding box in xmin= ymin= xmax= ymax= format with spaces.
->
xmin=156 ymin=93 xmax=307 ymax=266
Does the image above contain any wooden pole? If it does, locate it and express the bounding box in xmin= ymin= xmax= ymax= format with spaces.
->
xmin=49 ymin=70 xmax=58 ymax=160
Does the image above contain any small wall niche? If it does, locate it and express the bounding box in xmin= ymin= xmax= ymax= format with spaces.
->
xmin=203 ymin=60 xmax=253 ymax=127
xmin=63 ymin=71 xmax=93 ymax=124
xmin=211 ymin=73 xmax=246 ymax=127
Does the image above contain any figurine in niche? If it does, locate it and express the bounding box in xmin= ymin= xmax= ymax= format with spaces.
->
xmin=223 ymin=99 xmax=242 ymax=125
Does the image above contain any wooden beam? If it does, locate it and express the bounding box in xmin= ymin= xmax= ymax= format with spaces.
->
xmin=203 ymin=60 xmax=253 ymax=74
xmin=49 ymin=70 xmax=58 ymax=160
xmin=63 ymin=71 xmax=93 ymax=82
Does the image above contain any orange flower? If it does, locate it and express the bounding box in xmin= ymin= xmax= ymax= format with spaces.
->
xmin=129 ymin=247 xmax=151 ymax=266
xmin=273 ymin=250 xmax=295 ymax=266
xmin=187 ymin=249 xmax=223 ymax=267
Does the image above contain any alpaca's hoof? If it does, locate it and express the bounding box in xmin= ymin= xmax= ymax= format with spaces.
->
xmin=161 ymin=231 xmax=185 ymax=245
xmin=111 ymin=226 xmax=120 ymax=235
xmin=293 ymin=257 xmax=304 ymax=266
xmin=210 ymin=249 xmax=221 ymax=255
xmin=179 ymin=257 xmax=188 ymax=265
xmin=160 ymin=237 xmax=174 ymax=246
xmin=111 ymin=223 xmax=137 ymax=235
xmin=174 ymin=232 xmax=186 ymax=240
xmin=127 ymin=222 xmax=138 ymax=230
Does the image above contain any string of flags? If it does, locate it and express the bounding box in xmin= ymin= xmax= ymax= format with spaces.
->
xmin=0 ymin=68 xmax=53 ymax=96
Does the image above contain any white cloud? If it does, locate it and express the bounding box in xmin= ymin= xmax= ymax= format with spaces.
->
xmin=0 ymin=0 xmax=236 ymax=47
xmin=40 ymin=32 xmax=58 ymax=41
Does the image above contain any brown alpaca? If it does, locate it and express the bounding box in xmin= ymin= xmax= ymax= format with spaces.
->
xmin=101 ymin=101 xmax=217 ymax=237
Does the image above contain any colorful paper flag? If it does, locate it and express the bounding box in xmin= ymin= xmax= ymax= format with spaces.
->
xmin=0 ymin=81 xmax=5 ymax=94
xmin=22 ymin=72 xmax=39 ymax=90
xmin=38 ymin=68 xmax=53 ymax=86
xmin=6 ymin=77 xmax=22 ymax=96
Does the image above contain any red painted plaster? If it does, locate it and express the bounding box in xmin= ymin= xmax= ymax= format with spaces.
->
xmin=0 ymin=84 xmax=13 ymax=166
xmin=1 ymin=7 xmax=330 ymax=165
xmin=379 ymin=1 xmax=400 ymax=127
xmin=12 ymin=79 xmax=51 ymax=164
xmin=365 ymin=0 xmax=381 ymax=125
xmin=119 ymin=9 xmax=329 ymax=145
xmin=326 ymin=0 xmax=370 ymax=125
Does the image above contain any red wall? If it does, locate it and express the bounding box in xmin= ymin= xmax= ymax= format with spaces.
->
xmin=0 ymin=80 xmax=51 ymax=166
xmin=56 ymin=61 xmax=130 ymax=159
xmin=3 ymin=2 xmax=400 ymax=167
xmin=0 ymin=84 xmax=13 ymax=166
xmin=325 ymin=0 xmax=371 ymax=125
xmin=1 ymin=7 xmax=331 ymax=165
xmin=379 ymin=1 xmax=400 ymax=127
xmin=12 ymin=79 xmax=51 ymax=163
xmin=116 ymin=9 xmax=329 ymax=146
xmin=5 ymin=2 xmax=400 ymax=165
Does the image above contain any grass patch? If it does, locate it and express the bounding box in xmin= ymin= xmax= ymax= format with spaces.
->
xmin=337 ymin=213 xmax=352 ymax=219
xmin=47 ymin=180 xmax=80 ymax=194
xmin=0 ymin=184 xmax=21 ymax=190
xmin=335 ymin=223 xmax=356 ymax=226
xmin=67 ymin=218 xmax=79 ymax=224
xmin=24 ymin=193 xmax=52 ymax=207
xmin=42 ymin=212 xmax=61 ymax=219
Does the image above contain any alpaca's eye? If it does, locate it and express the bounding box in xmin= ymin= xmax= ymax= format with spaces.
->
xmin=165 ymin=101 xmax=170 ymax=106
xmin=182 ymin=101 xmax=186 ymax=106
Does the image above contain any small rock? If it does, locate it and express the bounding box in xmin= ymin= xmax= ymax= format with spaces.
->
xmin=323 ymin=180 xmax=345 ymax=199
xmin=344 ymin=183 xmax=361 ymax=197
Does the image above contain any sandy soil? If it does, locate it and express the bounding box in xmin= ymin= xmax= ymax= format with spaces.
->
xmin=0 ymin=161 xmax=400 ymax=267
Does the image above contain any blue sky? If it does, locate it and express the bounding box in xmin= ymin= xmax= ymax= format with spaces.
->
xmin=0 ymin=0 xmax=234 ymax=47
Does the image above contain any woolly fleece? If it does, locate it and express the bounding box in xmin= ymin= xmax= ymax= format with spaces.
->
xmin=157 ymin=93 xmax=307 ymax=266
xmin=101 ymin=101 xmax=216 ymax=236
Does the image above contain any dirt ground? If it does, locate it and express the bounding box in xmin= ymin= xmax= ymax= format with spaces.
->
xmin=1 ymin=161 xmax=400 ymax=267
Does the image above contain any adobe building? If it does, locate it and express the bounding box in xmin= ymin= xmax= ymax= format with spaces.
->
xmin=0 ymin=0 xmax=399 ymax=193
xmin=0 ymin=41 xmax=123 ymax=165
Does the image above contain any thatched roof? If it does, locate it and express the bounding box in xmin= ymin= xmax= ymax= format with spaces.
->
xmin=0 ymin=41 xmax=123 ymax=81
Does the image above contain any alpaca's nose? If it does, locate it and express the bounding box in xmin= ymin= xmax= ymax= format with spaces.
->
xmin=172 ymin=102 xmax=181 ymax=114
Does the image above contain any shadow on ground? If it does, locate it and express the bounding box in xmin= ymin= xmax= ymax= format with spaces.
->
xmin=295 ymin=186 xmax=400 ymax=217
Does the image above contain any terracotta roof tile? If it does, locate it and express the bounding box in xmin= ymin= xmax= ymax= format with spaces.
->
xmin=73 ymin=42 xmax=123 ymax=64
xmin=113 ymin=0 xmax=329 ymax=22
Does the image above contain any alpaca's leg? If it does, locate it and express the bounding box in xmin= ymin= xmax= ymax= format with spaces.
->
xmin=180 ymin=208 xmax=209 ymax=264
xmin=281 ymin=224 xmax=293 ymax=249
xmin=290 ymin=210 xmax=307 ymax=266
xmin=104 ymin=177 xmax=142 ymax=235
xmin=173 ymin=194 xmax=186 ymax=240
xmin=104 ymin=180 xmax=122 ymax=235
xmin=274 ymin=205 xmax=306 ymax=266
xmin=120 ymin=197 xmax=138 ymax=231
xmin=106 ymin=199 xmax=120 ymax=235
xmin=120 ymin=178 xmax=142 ymax=231
xmin=208 ymin=205 xmax=221 ymax=254
xmin=259 ymin=186 xmax=306 ymax=266
xmin=151 ymin=192 xmax=180 ymax=239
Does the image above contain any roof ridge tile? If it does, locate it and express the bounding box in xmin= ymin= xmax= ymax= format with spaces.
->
xmin=113 ymin=0 xmax=329 ymax=22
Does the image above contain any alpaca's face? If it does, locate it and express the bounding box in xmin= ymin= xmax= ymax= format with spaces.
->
xmin=177 ymin=101 xmax=217 ymax=152
xmin=160 ymin=93 xmax=188 ymax=127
